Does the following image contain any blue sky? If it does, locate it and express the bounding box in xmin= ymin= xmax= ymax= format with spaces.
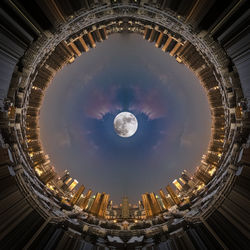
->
xmin=40 ymin=34 xmax=211 ymax=203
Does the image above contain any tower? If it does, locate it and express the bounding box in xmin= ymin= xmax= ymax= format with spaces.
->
xmin=166 ymin=185 xmax=181 ymax=205
xmin=141 ymin=193 xmax=153 ymax=217
xmin=68 ymin=179 xmax=78 ymax=191
xmin=70 ymin=185 xmax=85 ymax=205
xmin=61 ymin=177 xmax=73 ymax=191
xmin=80 ymin=189 xmax=92 ymax=210
xmin=159 ymin=189 xmax=171 ymax=210
xmin=61 ymin=170 xmax=70 ymax=182
xmin=98 ymin=193 xmax=109 ymax=218
xmin=121 ymin=197 xmax=130 ymax=218
xmin=148 ymin=192 xmax=161 ymax=215
xmin=90 ymin=192 xmax=102 ymax=215
xmin=173 ymin=179 xmax=183 ymax=191
xmin=86 ymin=195 xmax=95 ymax=211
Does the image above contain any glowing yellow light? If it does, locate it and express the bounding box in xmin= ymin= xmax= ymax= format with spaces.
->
xmin=208 ymin=167 xmax=216 ymax=176
xmin=197 ymin=183 xmax=205 ymax=190
xmin=34 ymin=167 xmax=43 ymax=176
xmin=68 ymin=57 xmax=75 ymax=63
xmin=46 ymin=183 xmax=55 ymax=191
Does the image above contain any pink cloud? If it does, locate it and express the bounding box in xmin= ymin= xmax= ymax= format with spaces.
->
xmin=83 ymin=86 xmax=122 ymax=119
xmin=130 ymin=86 xmax=167 ymax=119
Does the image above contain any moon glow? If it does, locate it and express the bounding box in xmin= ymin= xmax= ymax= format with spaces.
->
xmin=114 ymin=112 xmax=138 ymax=138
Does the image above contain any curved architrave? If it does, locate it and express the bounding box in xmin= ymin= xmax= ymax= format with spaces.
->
xmin=8 ymin=2 xmax=242 ymax=226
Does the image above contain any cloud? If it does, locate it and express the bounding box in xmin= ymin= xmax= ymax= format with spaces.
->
xmin=65 ymin=64 xmax=104 ymax=100
xmin=179 ymin=122 xmax=196 ymax=148
xmin=146 ymin=63 xmax=172 ymax=85
xmin=146 ymin=63 xmax=186 ymax=101
xmin=152 ymin=140 xmax=162 ymax=151
xmin=83 ymin=86 xmax=122 ymax=119
xmin=180 ymin=133 xmax=193 ymax=147
xmin=129 ymin=86 xmax=168 ymax=119
xmin=55 ymin=127 xmax=71 ymax=148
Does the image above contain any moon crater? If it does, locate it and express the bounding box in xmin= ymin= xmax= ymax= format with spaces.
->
xmin=114 ymin=112 xmax=138 ymax=138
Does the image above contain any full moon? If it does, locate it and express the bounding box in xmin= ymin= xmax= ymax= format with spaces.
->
xmin=114 ymin=112 xmax=138 ymax=138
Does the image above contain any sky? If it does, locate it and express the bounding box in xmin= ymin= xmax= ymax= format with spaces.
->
xmin=39 ymin=33 xmax=211 ymax=204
